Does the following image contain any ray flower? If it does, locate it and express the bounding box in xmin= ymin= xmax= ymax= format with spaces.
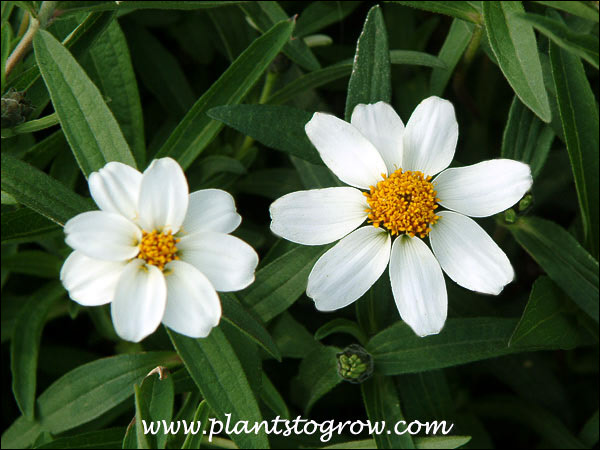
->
xmin=60 ymin=157 xmax=258 ymax=342
xmin=269 ymin=97 xmax=532 ymax=336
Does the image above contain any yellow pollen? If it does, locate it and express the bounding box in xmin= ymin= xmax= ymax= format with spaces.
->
xmin=137 ymin=230 xmax=180 ymax=270
xmin=364 ymin=169 xmax=440 ymax=238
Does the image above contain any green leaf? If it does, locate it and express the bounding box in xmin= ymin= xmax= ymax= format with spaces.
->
xmin=136 ymin=369 xmax=174 ymax=449
xmin=1 ymin=352 xmax=179 ymax=449
xmin=240 ymin=1 xmax=321 ymax=71
xmin=34 ymin=29 xmax=136 ymax=176
xmin=296 ymin=1 xmax=361 ymax=37
xmin=1 ymin=250 xmax=62 ymax=278
xmin=133 ymin=384 xmax=154 ymax=449
xmin=483 ymin=1 xmax=551 ymax=123
xmin=1 ymin=154 xmax=92 ymax=226
xmin=1 ymin=113 xmax=60 ymax=138
xmin=126 ymin=23 xmax=195 ymax=120
xmin=501 ymin=96 xmax=555 ymax=178
xmin=239 ymin=244 xmax=328 ymax=322
xmin=208 ymin=105 xmax=319 ymax=164
xmin=361 ymin=375 xmax=415 ymax=449
xmin=414 ymin=436 xmax=472 ymax=449
xmin=345 ymin=5 xmax=391 ymax=120
xmin=260 ymin=373 xmax=290 ymax=419
xmin=221 ymin=292 xmax=282 ymax=361
xmin=366 ymin=317 xmax=575 ymax=376
xmin=389 ymin=50 xmax=447 ymax=68
xmin=10 ymin=282 xmax=64 ymax=420
xmin=291 ymin=155 xmax=341 ymax=189
xmin=270 ymin=312 xmax=320 ymax=359
xmin=84 ymin=21 xmax=146 ymax=165
xmin=390 ymin=1 xmax=482 ymax=24
xmin=533 ymin=1 xmax=599 ymax=23
xmin=0 ymin=207 xmax=61 ymax=244
xmin=1 ymin=22 xmax=13 ymax=93
xmin=579 ymin=409 xmax=599 ymax=447
xmin=505 ymin=216 xmax=599 ymax=322
xmin=314 ymin=318 xmax=368 ymax=345
xmin=236 ymin=168 xmax=303 ymax=200
xmin=181 ymin=400 xmax=210 ymax=450
xmin=35 ymin=427 xmax=126 ymax=449
xmin=516 ymin=12 xmax=598 ymax=69
xmin=57 ymin=1 xmax=248 ymax=13
xmin=156 ymin=19 xmax=294 ymax=170
xmin=510 ymin=276 xmax=595 ymax=349
xmin=167 ymin=328 xmax=269 ymax=449
xmin=294 ymin=345 xmax=341 ymax=413
xmin=430 ymin=19 xmax=475 ymax=96
xmin=550 ymin=41 xmax=599 ymax=257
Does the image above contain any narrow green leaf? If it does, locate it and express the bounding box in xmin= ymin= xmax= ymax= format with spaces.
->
xmin=270 ymin=312 xmax=320 ymax=359
xmin=133 ymin=384 xmax=154 ymax=449
xmin=398 ymin=371 xmax=454 ymax=421
xmin=181 ymin=401 xmax=210 ymax=450
xmin=34 ymin=29 xmax=136 ymax=176
xmin=414 ymin=436 xmax=472 ymax=449
xmin=296 ymin=1 xmax=361 ymax=37
xmin=260 ymin=373 xmax=290 ymax=419
xmin=361 ymin=375 xmax=415 ymax=449
xmin=167 ymin=328 xmax=269 ymax=449
xmin=483 ymin=1 xmax=551 ymax=122
xmin=294 ymin=345 xmax=341 ymax=413
xmin=1 ymin=352 xmax=179 ymax=449
xmin=0 ymin=207 xmax=61 ymax=244
xmin=239 ymin=244 xmax=328 ymax=322
xmin=1 ymin=154 xmax=92 ymax=226
xmin=506 ymin=216 xmax=599 ymax=322
xmin=156 ymin=19 xmax=294 ymax=169
xmin=550 ymin=41 xmax=599 ymax=257
xmin=1 ymin=22 xmax=12 ymax=93
xmin=579 ymin=409 xmax=599 ymax=447
xmin=137 ymin=370 xmax=174 ymax=449
xmin=10 ymin=282 xmax=64 ymax=420
xmin=533 ymin=1 xmax=599 ymax=23
xmin=516 ymin=12 xmax=598 ymax=69
xmin=314 ymin=318 xmax=368 ymax=345
xmin=1 ymin=113 xmax=59 ymax=138
xmin=291 ymin=155 xmax=341 ymax=189
xmin=390 ymin=1 xmax=482 ymax=24
xmin=430 ymin=19 xmax=475 ymax=96
xmin=221 ymin=292 xmax=282 ymax=361
xmin=501 ymin=96 xmax=555 ymax=178
xmin=35 ymin=427 xmax=126 ymax=449
xmin=236 ymin=168 xmax=303 ymax=200
xmin=240 ymin=1 xmax=321 ymax=71
xmin=1 ymin=250 xmax=62 ymax=278
xmin=208 ymin=105 xmax=320 ymax=164
xmin=510 ymin=276 xmax=594 ymax=348
xmin=345 ymin=5 xmax=391 ymax=120
xmin=367 ymin=317 xmax=573 ymax=375
xmin=389 ymin=50 xmax=447 ymax=68
xmin=84 ymin=21 xmax=146 ymax=165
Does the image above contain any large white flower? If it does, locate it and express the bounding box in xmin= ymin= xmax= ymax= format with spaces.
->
xmin=60 ymin=157 xmax=259 ymax=342
xmin=269 ymin=98 xmax=532 ymax=337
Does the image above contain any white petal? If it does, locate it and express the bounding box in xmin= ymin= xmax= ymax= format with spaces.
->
xmin=137 ymin=157 xmax=189 ymax=233
xmin=60 ymin=251 xmax=126 ymax=306
xmin=307 ymin=226 xmax=391 ymax=311
xmin=162 ymin=260 xmax=221 ymax=338
xmin=88 ymin=162 xmax=142 ymax=221
xmin=429 ymin=211 xmax=514 ymax=295
xmin=111 ymin=259 xmax=167 ymax=342
xmin=305 ymin=112 xmax=387 ymax=189
xmin=178 ymin=232 xmax=258 ymax=292
xmin=351 ymin=102 xmax=404 ymax=173
xmin=269 ymin=187 xmax=368 ymax=245
xmin=389 ymin=236 xmax=447 ymax=337
xmin=180 ymin=189 xmax=241 ymax=235
xmin=403 ymin=96 xmax=458 ymax=176
xmin=64 ymin=211 xmax=141 ymax=261
xmin=433 ymin=159 xmax=533 ymax=217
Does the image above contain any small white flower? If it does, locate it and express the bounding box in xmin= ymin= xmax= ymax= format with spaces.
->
xmin=60 ymin=157 xmax=259 ymax=342
xmin=269 ymin=98 xmax=532 ymax=337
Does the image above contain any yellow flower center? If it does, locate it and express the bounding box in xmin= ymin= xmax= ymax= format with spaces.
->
xmin=364 ymin=169 xmax=440 ymax=238
xmin=137 ymin=230 xmax=180 ymax=270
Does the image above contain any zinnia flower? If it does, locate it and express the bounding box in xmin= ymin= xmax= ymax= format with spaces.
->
xmin=60 ymin=157 xmax=258 ymax=342
xmin=269 ymin=98 xmax=532 ymax=336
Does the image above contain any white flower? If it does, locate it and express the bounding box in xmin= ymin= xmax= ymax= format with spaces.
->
xmin=269 ymin=98 xmax=532 ymax=337
xmin=60 ymin=157 xmax=259 ymax=342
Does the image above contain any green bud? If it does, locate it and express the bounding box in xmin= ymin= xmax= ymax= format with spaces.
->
xmin=336 ymin=344 xmax=374 ymax=384
xmin=504 ymin=208 xmax=517 ymax=224
xmin=519 ymin=194 xmax=533 ymax=212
